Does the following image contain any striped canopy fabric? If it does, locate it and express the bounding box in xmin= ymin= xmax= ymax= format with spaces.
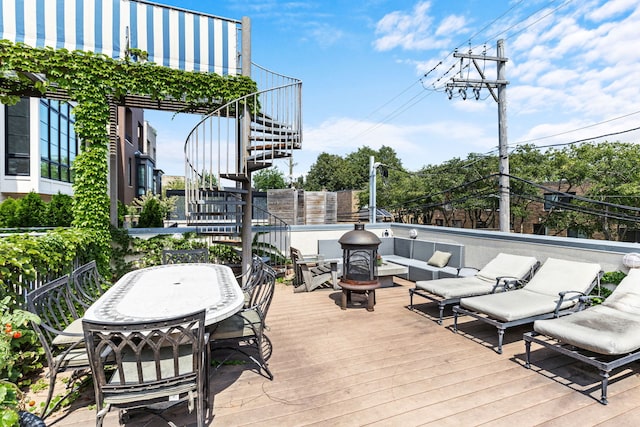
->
xmin=0 ymin=0 xmax=240 ymax=75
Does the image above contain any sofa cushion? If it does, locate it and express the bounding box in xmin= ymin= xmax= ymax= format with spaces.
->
xmin=427 ymin=251 xmax=451 ymax=268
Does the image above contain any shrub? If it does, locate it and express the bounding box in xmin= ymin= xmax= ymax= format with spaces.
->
xmin=14 ymin=192 xmax=46 ymax=227
xmin=45 ymin=193 xmax=73 ymax=227
xmin=0 ymin=198 xmax=18 ymax=227
xmin=137 ymin=197 xmax=163 ymax=228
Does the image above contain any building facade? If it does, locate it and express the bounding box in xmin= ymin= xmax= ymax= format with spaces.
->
xmin=1 ymin=98 xmax=161 ymax=206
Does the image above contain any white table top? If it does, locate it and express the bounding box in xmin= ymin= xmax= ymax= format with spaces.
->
xmin=84 ymin=263 xmax=244 ymax=326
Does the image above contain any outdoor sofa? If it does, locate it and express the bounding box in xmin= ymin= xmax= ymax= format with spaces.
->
xmin=318 ymin=236 xmax=464 ymax=282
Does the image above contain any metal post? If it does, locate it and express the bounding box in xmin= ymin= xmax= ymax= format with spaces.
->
xmin=497 ymin=39 xmax=510 ymax=232
xmin=241 ymin=16 xmax=253 ymax=282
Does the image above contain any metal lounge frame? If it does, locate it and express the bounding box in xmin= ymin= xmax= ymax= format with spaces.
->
xmin=452 ymin=259 xmax=602 ymax=354
xmin=523 ymin=331 xmax=640 ymax=405
xmin=409 ymin=257 xmax=540 ymax=324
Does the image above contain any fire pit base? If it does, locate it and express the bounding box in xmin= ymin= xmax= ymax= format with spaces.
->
xmin=339 ymin=280 xmax=380 ymax=311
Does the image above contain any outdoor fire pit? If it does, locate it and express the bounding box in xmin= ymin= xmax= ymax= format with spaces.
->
xmin=338 ymin=223 xmax=381 ymax=311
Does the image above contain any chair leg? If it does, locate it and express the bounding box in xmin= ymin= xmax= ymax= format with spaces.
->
xmin=40 ymin=369 xmax=57 ymax=418
xmin=497 ymin=328 xmax=505 ymax=354
xmin=453 ymin=309 xmax=459 ymax=332
xmin=438 ymin=302 xmax=445 ymax=325
xmin=600 ymin=370 xmax=610 ymax=405
xmin=409 ymin=289 xmax=414 ymax=309
xmin=524 ymin=338 xmax=532 ymax=368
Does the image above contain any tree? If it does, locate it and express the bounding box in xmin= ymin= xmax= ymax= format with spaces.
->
xmin=164 ymin=176 xmax=185 ymax=191
xmin=304 ymin=153 xmax=353 ymax=191
xmin=253 ymin=166 xmax=287 ymax=191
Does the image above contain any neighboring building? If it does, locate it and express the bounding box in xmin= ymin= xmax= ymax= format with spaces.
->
xmin=116 ymin=109 xmax=163 ymax=205
xmin=1 ymin=97 xmax=75 ymax=202
xmin=1 ymin=98 xmax=162 ymax=205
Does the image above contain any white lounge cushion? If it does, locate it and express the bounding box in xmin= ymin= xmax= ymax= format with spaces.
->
xmin=475 ymin=253 xmax=538 ymax=283
xmin=416 ymin=276 xmax=494 ymax=299
xmin=415 ymin=253 xmax=538 ymax=300
xmin=461 ymin=289 xmax=575 ymax=322
xmin=534 ymin=269 xmax=640 ymax=355
xmin=523 ymin=258 xmax=601 ymax=297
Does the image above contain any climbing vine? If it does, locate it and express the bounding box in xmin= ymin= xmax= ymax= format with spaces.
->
xmin=0 ymin=40 xmax=258 ymax=262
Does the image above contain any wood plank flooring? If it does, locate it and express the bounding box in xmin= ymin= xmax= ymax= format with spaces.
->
xmin=48 ymin=278 xmax=640 ymax=426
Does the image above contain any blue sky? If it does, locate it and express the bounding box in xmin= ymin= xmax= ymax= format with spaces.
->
xmin=145 ymin=0 xmax=640 ymax=182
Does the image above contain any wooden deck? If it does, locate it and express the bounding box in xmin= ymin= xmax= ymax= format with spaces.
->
xmin=50 ymin=278 xmax=640 ymax=426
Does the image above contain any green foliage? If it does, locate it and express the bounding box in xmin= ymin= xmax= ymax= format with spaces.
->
xmin=130 ymin=192 xmax=175 ymax=228
xmin=0 ymin=199 xmax=17 ymax=228
xmin=45 ymin=193 xmax=73 ymax=227
xmin=0 ymin=379 xmax=21 ymax=427
xmin=601 ymin=270 xmax=626 ymax=285
xmin=13 ymin=192 xmax=46 ymax=228
xmin=0 ymin=297 xmax=41 ymax=384
xmin=164 ymin=176 xmax=185 ymax=191
xmin=137 ymin=198 xmax=164 ymax=228
xmin=253 ymin=166 xmax=287 ymax=191
xmin=0 ymin=228 xmax=105 ymax=305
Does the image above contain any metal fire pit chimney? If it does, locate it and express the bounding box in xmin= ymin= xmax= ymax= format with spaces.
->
xmin=338 ymin=223 xmax=381 ymax=285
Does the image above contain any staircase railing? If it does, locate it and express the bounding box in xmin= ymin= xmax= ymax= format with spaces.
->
xmin=184 ymin=63 xmax=301 ymax=227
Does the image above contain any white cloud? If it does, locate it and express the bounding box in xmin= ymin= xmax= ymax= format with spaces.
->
xmin=373 ymin=1 xmax=464 ymax=51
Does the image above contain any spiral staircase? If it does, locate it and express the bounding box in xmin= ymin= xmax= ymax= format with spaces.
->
xmin=183 ymin=64 xmax=301 ymax=255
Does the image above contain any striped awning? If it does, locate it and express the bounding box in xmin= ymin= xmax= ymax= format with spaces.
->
xmin=0 ymin=0 xmax=240 ymax=75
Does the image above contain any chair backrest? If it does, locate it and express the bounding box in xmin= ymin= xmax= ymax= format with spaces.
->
xmin=602 ymin=268 xmax=640 ymax=314
xmin=162 ymin=248 xmax=209 ymax=264
xmin=242 ymin=255 xmax=266 ymax=293
xmin=290 ymin=247 xmax=304 ymax=287
xmin=476 ymin=253 xmax=539 ymax=282
xmin=524 ymin=258 xmax=601 ymax=296
xmin=247 ymin=264 xmax=277 ymax=321
xmin=82 ymin=310 xmax=206 ymax=403
xmin=71 ymin=260 xmax=110 ymax=309
xmin=26 ymin=275 xmax=81 ymax=356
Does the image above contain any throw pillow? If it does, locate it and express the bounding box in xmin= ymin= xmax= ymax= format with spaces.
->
xmin=427 ymin=251 xmax=452 ymax=268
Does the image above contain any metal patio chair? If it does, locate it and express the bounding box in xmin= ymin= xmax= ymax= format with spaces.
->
xmin=161 ymin=248 xmax=209 ymax=264
xmin=82 ymin=310 xmax=208 ymax=427
xmin=70 ymin=260 xmax=111 ymax=309
xmin=26 ymin=275 xmax=91 ymax=419
xmin=209 ymin=264 xmax=276 ymax=380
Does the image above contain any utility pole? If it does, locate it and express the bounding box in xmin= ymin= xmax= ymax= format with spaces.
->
xmin=445 ymin=39 xmax=510 ymax=232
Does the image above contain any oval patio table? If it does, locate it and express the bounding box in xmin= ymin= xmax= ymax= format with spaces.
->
xmin=83 ymin=263 xmax=244 ymax=326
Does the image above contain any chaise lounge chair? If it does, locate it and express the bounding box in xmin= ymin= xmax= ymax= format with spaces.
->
xmin=453 ymin=258 xmax=602 ymax=353
xmin=409 ymin=253 xmax=539 ymax=324
xmin=524 ymin=268 xmax=640 ymax=405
